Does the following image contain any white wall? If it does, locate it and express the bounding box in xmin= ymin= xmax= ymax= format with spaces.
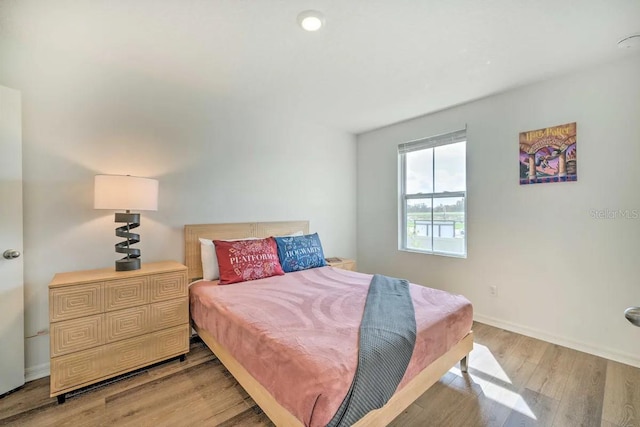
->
xmin=0 ymin=38 xmax=357 ymax=378
xmin=357 ymin=55 xmax=640 ymax=367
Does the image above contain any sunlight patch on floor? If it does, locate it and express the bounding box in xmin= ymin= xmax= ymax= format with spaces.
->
xmin=468 ymin=343 xmax=511 ymax=383
xmin=449 ymin=343 xmax=537 ymax=420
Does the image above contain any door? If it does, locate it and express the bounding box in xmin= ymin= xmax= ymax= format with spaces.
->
xmin=0 ymin=85 xmax=24 ymax=394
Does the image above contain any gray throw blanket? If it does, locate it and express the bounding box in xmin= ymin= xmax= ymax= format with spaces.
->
xmin=327 ymin=274 xmax=417 ymax=427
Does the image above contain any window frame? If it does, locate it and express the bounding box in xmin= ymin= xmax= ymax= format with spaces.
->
xmin=398 ymin=129 xmax=467 ymax=258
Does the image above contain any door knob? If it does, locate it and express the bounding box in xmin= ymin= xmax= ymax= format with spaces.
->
xmin=3 ymin=249 xmax=21 ymax=259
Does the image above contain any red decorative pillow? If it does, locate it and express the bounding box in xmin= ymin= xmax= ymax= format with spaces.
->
xmin=213 ymin=237 xmax=285 ymax=284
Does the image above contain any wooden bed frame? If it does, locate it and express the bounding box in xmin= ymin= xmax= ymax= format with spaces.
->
xmin=185 ymin=221 xmax=473 ymax=426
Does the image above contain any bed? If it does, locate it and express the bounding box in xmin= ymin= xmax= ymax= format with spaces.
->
xmin=185 ymin=221 xmax=473 ymax=426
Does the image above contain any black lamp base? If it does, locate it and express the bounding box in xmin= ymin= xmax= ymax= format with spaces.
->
xmin=116 ymin=258 xmax=141 ymax=271
xmin=114 ymin=211 xmax=142 ymax=272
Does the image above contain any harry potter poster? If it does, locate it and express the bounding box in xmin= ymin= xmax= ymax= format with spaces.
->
xmin=519 ymin=122 xmax=577 ymax=185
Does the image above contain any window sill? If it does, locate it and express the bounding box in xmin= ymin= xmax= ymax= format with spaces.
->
xmin=398 ymin=248 xmax=467 ymax=259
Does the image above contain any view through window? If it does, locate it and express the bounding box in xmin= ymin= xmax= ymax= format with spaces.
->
xmin=398 ymin=130 xmax=467 ymax=257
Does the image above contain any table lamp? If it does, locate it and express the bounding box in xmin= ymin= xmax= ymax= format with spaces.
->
xmin=94 ymin=175 xmax=159 ymax=271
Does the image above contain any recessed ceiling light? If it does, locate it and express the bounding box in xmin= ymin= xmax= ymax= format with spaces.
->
xmin=617 ymin=34 xmax=640 ymax=49
xmin=297 ymin=10 xmax=325 ymax=32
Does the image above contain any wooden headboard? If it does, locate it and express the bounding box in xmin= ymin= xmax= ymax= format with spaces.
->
xmin=184 ymin=221 xmax=309 ymax=282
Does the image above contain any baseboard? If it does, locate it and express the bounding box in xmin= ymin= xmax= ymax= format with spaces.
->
xmin=473 ymin=313 xmax=640 ymax=369
xmin=25 ymin=362 xmax=50 ymax=382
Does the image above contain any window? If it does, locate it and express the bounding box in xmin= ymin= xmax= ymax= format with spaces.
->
xmin=398 ymin=129 xmax=467 ymax=257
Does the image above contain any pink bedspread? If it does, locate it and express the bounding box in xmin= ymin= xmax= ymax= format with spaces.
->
xmin=190 ymin=266 xmax=472 ymax=426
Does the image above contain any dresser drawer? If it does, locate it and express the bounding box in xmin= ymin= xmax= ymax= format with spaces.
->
xmin=339 ymin=260 xmax=356 ymax=271
xmin=50 ymin=314 xmax=104 ymax=357
xmin=105 ymin=305 xmax=151 ymax=343
xmin=150 ymin=272 xmax=187 ymax=302
xmin=152 ymin=324 xmax=190 ymax=359
xmin=326 ymin=258 xmax=357 ymax=271
xmin=105 ymin=334 xmax=152 ymax=374
xmin=105 ymin=277 xmax=149 ymax=311
xmin=50 ymin=283 xmax=103 ymax=322
xmin=50 ymin=347 xmax=104 ymax=393
xmin=151 ymin=298 xmax=189 ymax=331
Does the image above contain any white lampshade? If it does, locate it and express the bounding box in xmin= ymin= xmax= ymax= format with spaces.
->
xmin=94 ymin=175 xmax=159 ymax=211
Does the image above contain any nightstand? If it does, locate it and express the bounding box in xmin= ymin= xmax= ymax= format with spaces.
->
xmin=325 ymin=257 xmax=357 ymax=271
xmin=48 ymin=261 xmax=189 ymax=404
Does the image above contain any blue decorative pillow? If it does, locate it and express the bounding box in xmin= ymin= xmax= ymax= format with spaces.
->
xmin=274 ymin=233 xmax=328 ymax=273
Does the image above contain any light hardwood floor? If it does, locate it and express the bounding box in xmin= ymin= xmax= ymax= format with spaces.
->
xmin=1 ymin=322 xmax=639 ymax=427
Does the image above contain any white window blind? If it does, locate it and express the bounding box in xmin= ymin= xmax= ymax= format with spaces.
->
xmin=398 ymin=129 xmax=467 ymax=154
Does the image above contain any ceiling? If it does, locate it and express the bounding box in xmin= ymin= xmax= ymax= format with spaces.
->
xmin=1 ymin=0 xmax=639 ymax=134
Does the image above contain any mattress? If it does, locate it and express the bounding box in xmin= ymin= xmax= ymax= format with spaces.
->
xmin=190 ymin=266 xmax=473 ymax=426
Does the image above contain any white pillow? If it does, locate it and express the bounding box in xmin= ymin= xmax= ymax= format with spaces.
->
xmin=199 ymin=231 xmax=304 ymax=280
xmin=199 ymin=238 xmax=219 ymax=281
xmin=282 ymin=231 xmax=304 ymax=237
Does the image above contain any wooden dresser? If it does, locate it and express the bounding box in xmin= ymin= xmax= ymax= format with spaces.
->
xmin=48 ymin=261 xmax=189 ymax=403
xmin=325 ymin=257 xmax=357 ymax=271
